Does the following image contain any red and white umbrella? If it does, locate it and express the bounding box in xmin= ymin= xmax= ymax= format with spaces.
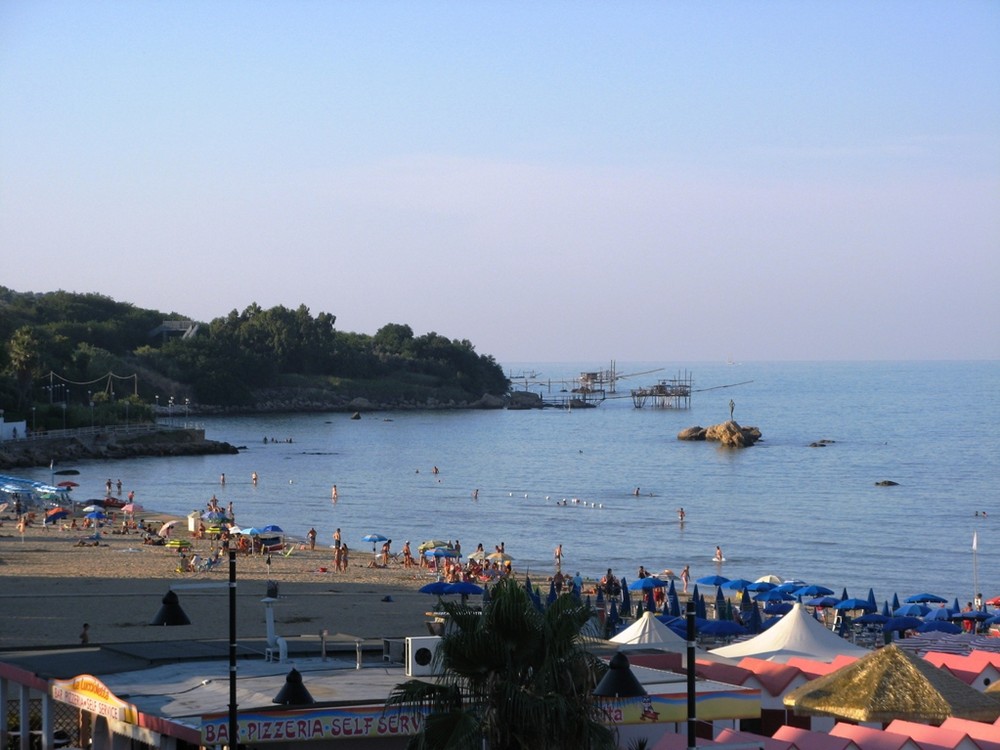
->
xmin=122 ymin=503 xmax=143 ymax=515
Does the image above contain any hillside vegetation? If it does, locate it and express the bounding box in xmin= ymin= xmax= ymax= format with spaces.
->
xmin=0 ymin=287 xmax=510 ymax=429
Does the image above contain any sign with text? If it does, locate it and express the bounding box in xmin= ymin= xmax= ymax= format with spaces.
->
xmin=50 ymin=675 xmax=137 ymax=724
xmin=202 ymin=705 xmax=426 ymax=745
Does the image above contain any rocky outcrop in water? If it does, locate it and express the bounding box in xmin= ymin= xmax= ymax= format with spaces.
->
xmin=0 ymin=428 xmax=238 ymax=470
xmin=677 ymin=420 xmax=761 ymax=448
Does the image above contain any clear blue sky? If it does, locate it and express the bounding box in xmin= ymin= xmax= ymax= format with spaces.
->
xmin=2 ymin=1 xmax=998 ymax=362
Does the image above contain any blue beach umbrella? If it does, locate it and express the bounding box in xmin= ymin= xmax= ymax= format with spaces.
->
xmin=645 ymin=587 xmax=656 ymax=613
xmin=701 ymin=620 xmax=747 ymax=637
xmin=607 ymin=600 xmax=620 ymax=633
xmin=419 ymin=581 xmax=450 ymax=595
xmin=764 ymin=602 xmax=793 ymax=616
xmin=854 ymin=613 xmax=889 ymax=625
xmin=261 ymin=524 xmax=284 ymax=534
xmin=756 ymin=589 xmax=795 ymax=603
xmin=835 ymin=598 xmax=875 ymax=612
xmin=85 ymin=510 xmax=106 ymax=520
xmin=596 ymin=588 xmax=605 ymax=607
xmin=867 ymin=588 xmax=878 ymax=610
xmin=714 ymin=587 xmax=726 ymax=617
xmin=917 ymin=620 xmax=962 ymax=634
xmin=893 ymin=603 xmax=930 ymax=617
xmin=794 ymin=584 xmax=834 ymax=598
xmin=951 ymin=597 xmax=961 ymax=613
xmin=746 ymin=581 xmax=777 ymax=593
xmin=620 ymin=579 xmax=631 ymax=616
xmin=628 ymin=577 xmax=669 ymax=591
xmin=445 ymin=581 xmax=484 ymax=596
xmin=547 ymin=580 xmax=557 ymax=606
xmin=884 ymin=616 xmax=923 ymax=633
xmin=696 ymin=594 xmax=707 ymax=620
xmin=667 ymin=579 xmax=681 ymax=618
xmin=424 ymin=547 xmax=458 ymax=559
xmin=697 ymin=575 xmax=730 ymax=587
xmin=924 ymin=606 xmax=953 ymax=621
xmin=905 ymin=593 xmax=948 ymax=604
xmin=892 ymin=592 xmax=901 ymax=611
xmin=882 ymin=600 xmax=892 ymax=617
xmin=746 ymin=603 xmax=762 ymax=634
xmin=721 ymin=578 xmax=752 ymax=591
xmin=841 ymin=587 xmax=849 ymax=601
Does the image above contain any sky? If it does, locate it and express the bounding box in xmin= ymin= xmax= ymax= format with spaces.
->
xmin=2 ymin=2 xmax=998 ymax=363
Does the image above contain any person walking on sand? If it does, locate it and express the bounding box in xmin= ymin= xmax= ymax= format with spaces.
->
xmin=333 ymin=527 xmax=341 ymax=550
xmin=554 ymin=544 xmax=563 ymax=570
xmin=307 ymin=527 xmax=317 ymax=550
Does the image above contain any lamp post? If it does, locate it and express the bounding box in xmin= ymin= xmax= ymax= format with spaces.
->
xmin=168 ymin=396 xmax=174 ymax=426
xmin=185 ymin=397 xmax=190 ymax=424
xmin=31 ymin=407 xmax=36 ymax=434
xmin=89 ymin=400 xmax=95 ymax=429
xmin=687 ymin=600 xmax=697 ymax=750
xmin=154 ymin=395 xmax=159 ymax=422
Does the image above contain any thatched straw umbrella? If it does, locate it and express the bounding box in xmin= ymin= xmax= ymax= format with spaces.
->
xmin=783 ymin=644 xmax=1000 ymax=724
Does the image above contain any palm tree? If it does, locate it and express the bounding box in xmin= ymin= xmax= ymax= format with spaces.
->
xmin=386 ymin=576 xmax=616 ymax=750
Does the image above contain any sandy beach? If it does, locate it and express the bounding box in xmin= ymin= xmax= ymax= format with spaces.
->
xmin=0 ymin=510 xmax=488 ymax=650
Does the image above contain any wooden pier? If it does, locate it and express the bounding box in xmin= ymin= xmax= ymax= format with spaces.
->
xmin=630 ymin=371 xmax=693 ymax=409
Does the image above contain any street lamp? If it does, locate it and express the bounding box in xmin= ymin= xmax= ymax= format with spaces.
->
xmin=185 ymin=397 xmax=190 ymax=424
xmin=154 ymin=395 xmax=159 ymax=422
xmin=168 ymin=396 xmax=174 ymax=426
xmin=31 ymin=407 xmax=36 ymax=434
xmin=89 ymin=400 xmax=94 ymax=429
xmin=150 ymin=549 xmax=239 ymax=748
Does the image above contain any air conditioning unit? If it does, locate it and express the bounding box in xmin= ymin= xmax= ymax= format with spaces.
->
xmin=405 ymin=636 xmax=443 ymax=677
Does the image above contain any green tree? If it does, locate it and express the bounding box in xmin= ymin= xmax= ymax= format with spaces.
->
xmin=385 ymin=577 xmax=616 ymax=750
xmin=5 ymin=326 xmax=41 ymax=407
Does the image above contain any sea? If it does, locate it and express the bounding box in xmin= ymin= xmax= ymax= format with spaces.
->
xmin=16 ymin=360 xmax=1000 ymax=609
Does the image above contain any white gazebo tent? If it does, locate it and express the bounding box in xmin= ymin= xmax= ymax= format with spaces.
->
xmin=610 ymin=611 xmax=689 ymax=650
xmin=709 ymin=603 xmax=870 ymax=663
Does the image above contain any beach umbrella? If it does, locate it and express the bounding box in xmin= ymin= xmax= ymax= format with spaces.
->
xmin=242 ymin=527 xmax=262 ymax=536
xmin=840 ymin=587 xmax=849 ymax=601
xmin=418 ymin=539 xmax=450 ymax=553
xmin=620 ymin=578 xmax=632 ymax=617
xmin=444 ymin=582 xmax=484 ymax=596
xmin=157 ymin=519 xmax=181 ymax=537
xmin=701 ymin=620 xmax=747 ymax=637
xmin=697 ymin=575 xmax=729 ymax=587
xmin=547 ymin=580 xmax=557 ymax=606
xmin=882 ymin=600 xmax=892 ymax=617
xmin=82 ymin=504 xmax=102 ymax=513
xmin=739 ymin=588 xmax=752 ymax=614
xmin=85 ymin=511 xmax=107 ymax=520
xmin=696 ymin=594 xmax=707 ymax=620
xmin=952 ymin=610 xmax=991 ymax=622
xmin=924 ymin=607 xmax=953 ymax=621
xmin=883 ymin=616 xmax=923 ymax=633
xmin=951 ymin=597 xmax=961 ymax=612
xmin=45 ymin=508 xmax=69 ymax=522
xmin=986 ymin=596 xmax=1000 ymax=607
xmin=645 ymin=587 xmax=656 ymax=613
xmin=746 ymin=602 xmax=762 ymax=634
xmin=57 ymin=481 xmax=79 ymax=488
xmin=836 ymin=598 xmax=875 ymax=612
xmin=714 ymin=587 xmax=726 ymax=618
xmin=487 ymin=551 xmax=513 ymax=563
xmin=905 ymin=593 xmax=948 ymax=604
xmin=745 ymin=581 xmax=777 ymax=593
xmin=524 ymin=574 xmax=533 ymax=594
xmin=362 ymin=533 xmax=387 ymax=547
xmin=764 ymin=602 xmax=793 ymax=616
xmin=917 ymin=620 xmax=962 ymax=634
xmin=627 ymin=576 xmax=669 ymax=591
xmin=854 ymin=613 xmax=890 ymax=625
xmin=774 ymin=581 xmax=803 ymax=594
xmin=756 ymin=574 xmax=784 ymax=586
xmin=595 ymin=587 xmax=605 ymax=607
xmin=424 ymin=547 xmax=458 ymax=559
xmin=721 ymin=578 xmax=752 ymax=591
xmin=867 ymin=588 xmax=878 ymax=610
xmin=793 ymin=584 xmax=834 ymax=598
xmin=122 ymin=503 xmax=143 ymax=515
xmin=667 ymin=579 xmax=681 ymax=618
xmin=607 ymin=599 xmax=620 ymax=630
xmin=755 ymin=589 xmax=795 ymax=603
xmin=419 ymin=581 xmax=450 ymax=595
xmin=892 ymin=592 xmax=901 ymax=610
xmin=893 ymin=603 xmax=931 ymax=617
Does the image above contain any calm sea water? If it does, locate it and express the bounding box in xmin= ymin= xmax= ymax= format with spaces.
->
xmin=20 ymin=361 xmax=1000 ymax=608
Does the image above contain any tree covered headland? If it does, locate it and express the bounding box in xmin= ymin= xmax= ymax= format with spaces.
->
xmin=0 ymin=287 xmax=510 ymax=428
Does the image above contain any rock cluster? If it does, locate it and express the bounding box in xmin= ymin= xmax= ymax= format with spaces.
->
xmin=0 ymin=429 xmax=238 ymax=470
xmin=677 ymin=420 xmax=762 ymax=448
